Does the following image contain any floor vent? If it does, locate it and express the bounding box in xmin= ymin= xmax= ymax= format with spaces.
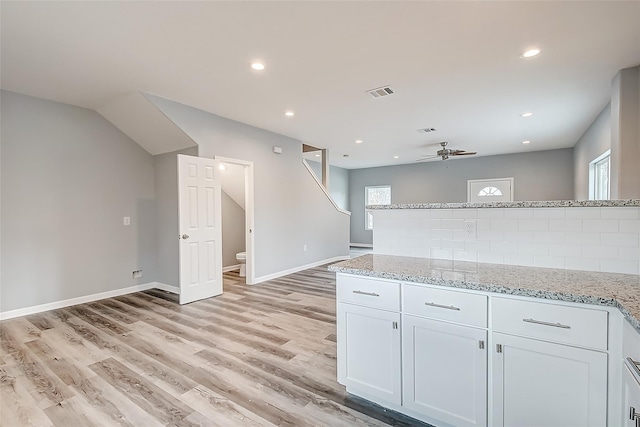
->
xmin=367 ymin=86 xmax=394 ymax=98
xmin=417 ymin=127 xmax=437 ymax=133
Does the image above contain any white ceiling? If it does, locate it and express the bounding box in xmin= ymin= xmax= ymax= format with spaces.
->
xmin=2 ymin=1 xmax=639 ymax=169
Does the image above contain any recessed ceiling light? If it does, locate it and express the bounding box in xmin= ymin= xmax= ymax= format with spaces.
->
xmin=315 ymin=154 xmax=321 ymax=157
xmin=522 ymin=140 xmax=531 ymax=144
xmin=393 ymin=155 xmax=399 ymax=159
xmin=251 ymin=62 xmax=265 ymax=71
xmin=521 ymin=48 xmax=541 ymax=58
xmin=521 ymin=112 xmax=533 ymax=118
xmin=285 ymin=111 xmax=294 ymax=117
xmin=219 ymin=164 xmax=227 ymax=170
xmin=355 ymin=140 xmax=363 ymax=144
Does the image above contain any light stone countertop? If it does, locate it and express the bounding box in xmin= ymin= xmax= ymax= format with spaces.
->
xmin=329 ymin=254 xmax=640 ymax=333
xmin=367 ymin=199 xmax=640 ymax=209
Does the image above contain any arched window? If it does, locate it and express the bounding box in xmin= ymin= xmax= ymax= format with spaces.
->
xmin=478 ymin=186 xmax=503 ymax=197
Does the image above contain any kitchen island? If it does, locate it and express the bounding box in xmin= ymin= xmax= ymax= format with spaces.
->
xmin=329 ymin=254 xmax=640 ymax=427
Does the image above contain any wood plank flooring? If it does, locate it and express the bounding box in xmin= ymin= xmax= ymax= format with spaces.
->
xmin=1 ymin=265 xmax=431 ymax=426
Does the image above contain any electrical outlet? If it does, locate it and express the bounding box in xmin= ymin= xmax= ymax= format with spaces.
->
xmin=303 ymin=245 xmax=307 ymax=252
xmin=123 ymin=217 xmax=131 ymax=226
xmin=465 ymin=220 xmax=477 ymax=238
xmin=132 ymin=270 xmax=143 ymax=279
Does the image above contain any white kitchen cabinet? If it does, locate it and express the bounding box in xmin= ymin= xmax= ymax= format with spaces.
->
xmin=492 ymin=332 xmax=608 ymax=427
xmin=337 ymin=302 xmax=401 ymax=405
xmin=623 ymin=362 xmax=640 ymax=427
xmin=403 ymin=315 xmax=487 ymax=427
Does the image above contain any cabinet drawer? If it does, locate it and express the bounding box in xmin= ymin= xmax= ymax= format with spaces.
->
xmin=403 ymin=284 xmax=487 ymax=328
xmin=492 ymin=297 xmax=608 ymax=350
xmin=337 ymin=275 xmax=400 ymax=311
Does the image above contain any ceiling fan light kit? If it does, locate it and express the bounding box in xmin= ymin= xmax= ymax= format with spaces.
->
xmin=416 ymin=141 xmax=477 ymax=162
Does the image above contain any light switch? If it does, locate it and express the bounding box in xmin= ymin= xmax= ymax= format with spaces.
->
xmin=123 ymin=217 xmax=131 ymax=226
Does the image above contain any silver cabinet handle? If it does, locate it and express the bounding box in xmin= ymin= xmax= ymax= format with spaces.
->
xmin=523 ymin=318 xmax=571 ymax=329
xmin=628 ymin=357 xmax=640 ymax=377
xmin=353 ymin=290 xmax=379 ymax=297
xmin=424 ymin=302 xmax=460 ymax=311
xmin=182 ymin=234 xmax=190 ymax=240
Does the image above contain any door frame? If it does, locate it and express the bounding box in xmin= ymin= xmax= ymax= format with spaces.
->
xmin=215 ymin=156 xmax=255 ymax=285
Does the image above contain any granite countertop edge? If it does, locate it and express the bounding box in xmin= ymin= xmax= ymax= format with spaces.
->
xmin=329 ymin=264 xmax=640 ymax=334
xmin=367 ymin=199 xmax=640 ymax=210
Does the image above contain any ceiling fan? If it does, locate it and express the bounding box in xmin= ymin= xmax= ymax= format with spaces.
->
xmin=416 ymin=141 xmax=477 ymax=161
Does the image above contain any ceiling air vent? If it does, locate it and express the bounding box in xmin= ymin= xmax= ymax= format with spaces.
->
xmin=367 ymin=86 xmax=394 ymax=98
xmin=417 ymin=127 xmax=437 ymax=133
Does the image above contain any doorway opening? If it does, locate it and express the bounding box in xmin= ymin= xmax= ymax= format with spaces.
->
xmin=216 ymin=156 xmax=255 ymax=285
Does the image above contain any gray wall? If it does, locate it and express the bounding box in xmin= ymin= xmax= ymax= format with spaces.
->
xmin=349 ymin=148 xmax=574 ymax=245
xmin=221 ymin=190 xmax=246 ymax=268
xmin=610 ymin=66 xmax=640 ymax=199
xmin=146 ymin=94 xmax=350 ymax=279
xmin=1 ymin=91 xmax=157 ymax=312
xmin=573 ymin=103 xmax=611 ymax=200
xmin=307 ymin=160 xmax=350 ymax=211
xmin=153 ymin=146 xmax=198 ymax=287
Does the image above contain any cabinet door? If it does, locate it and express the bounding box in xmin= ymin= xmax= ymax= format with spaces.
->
xmin=492 ymin=332 xmax=608 ymax=427
xmin=337 ymin=302 xmax=401 ymax=405
xmin=623 ymin=363 xmax=640 ymax=427
xmin=403 ymin=315 xmax=487 ymax=427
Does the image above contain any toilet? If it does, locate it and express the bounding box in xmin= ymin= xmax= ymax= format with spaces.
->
xmin=236 ymin=252 xmax=247 ymax=277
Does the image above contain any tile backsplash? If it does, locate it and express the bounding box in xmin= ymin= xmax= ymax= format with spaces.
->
xmin=372 ymin=207 xmax=640 ymax=274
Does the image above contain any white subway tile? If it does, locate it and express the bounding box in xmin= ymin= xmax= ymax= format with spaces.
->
xmin=565 ymin=207 xmax=601 ymax=219
xmin=548 ymin=244 xmax=582 ymax=258
xmin=565 ymin=232 xmax=601 ymax=245
xmin=506 ymin=231 xmax=534 ymax=242
xmin=410 ymin=247 xmax=431 ymax=258
xmin=452 ymin=208 xmax=477 ymax=219
xmin=476 ymin=219 xmax=491 ymax=231
xmin=600 ymin=232 xmax=639 ymax=247
xmin=619 ymin=247 xmax=640 ymax=261
xmin=549 ymin=219 xmax=583 ymax=232
xmin=373 ymin=246 xmax=391 ymax=255
xmin=518 ymin=219 xmax=549 ymax=232
xmin=620 ymin=220 xmax=640 ymax=233
xmin=505 ymin=253 xmax=534 ymax=267
xmin=504 ymin=208 xmax=534 ymax=219
xmin=431 ymin=229 xmax=453 ymax=240
xmin=479 ymin=252 xmax=504 ymax=264
xmin=430 ymin=209 xmax=453 ymax=219
xmin=394 ymin=247 xmax=414 ymax=257
xmin=601 ymin=207 xmax=639 ymax=220
xmin=431 ymin=248 xmax=453 ymax=260
xmin=600 ymin=259 xmax=640 ymax=275
xmin=518 ymin=242 xmax=549 ymax=255
xmin=477 ymin=230 xmax=505 ymax=242
xmin=426 ymin=239 xmax=442 ymax=249
xmin=566 ymin=257 xmax=600 ymax=272
xmin=476 ymin=208 xmax=504 ymax=219
xmin=534 ymin=255 xmax=566 ymax=269
xmin=442 ymin=219 xmax=465 ymax=230
xmin=490 ymin=219 xmax=518 ymax=231
xmin=442 ymin=239 xmax=465 ymax=249
xmin=583 ymin=219 xmax=619 ymax=233
xmin=424 ymin=218 xmax=441 ymax=230
xmin=491 ymin=241 xmax=518 ymax=253
xmin=534 ymin=208 xmax=566 ymax=219
xmin=582 ymin=245 xmax=618 ymax=260
xmin=453 ymin=230 xmax=468 ymax=241
xmin=465 ymin=240 xmax=492 ymax=252
xmin=534 ymin=231 xmax=565 ymax=244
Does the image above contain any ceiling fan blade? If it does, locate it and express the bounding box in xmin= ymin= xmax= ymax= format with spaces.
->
xmin=415 ymin=156 xmax=438 ymax=162
xmin=419 ymin=154 xmax=438 ymax=158
xmin=453 ymin=151 xmax=477 ymax=156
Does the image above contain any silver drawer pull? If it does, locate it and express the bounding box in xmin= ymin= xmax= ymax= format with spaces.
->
xmin=424 ymin=302 xmax=460 ymax=311
xmin=523 ymin=318 xmax=571 ymax=329
xmin=628 ymin=357 xmax=640 ymax=378
xmin=353 ymin=290 xmax=380 ymax=297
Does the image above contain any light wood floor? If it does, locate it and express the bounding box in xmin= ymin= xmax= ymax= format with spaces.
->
xmin=1 ymin=265 xmax=431 ymax=426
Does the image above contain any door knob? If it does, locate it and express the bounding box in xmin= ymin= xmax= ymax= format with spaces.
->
xmin=182 ymin=234 xmax=190 ymax=240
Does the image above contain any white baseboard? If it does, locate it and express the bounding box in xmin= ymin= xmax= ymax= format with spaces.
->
xmin=252 ymin=256 xmax=349 ymax=285
xmin=223 ymin=264 xmax=241 ymax=272
xmin=151 ymin=282 xmax=180 ymax=294
xmin=0 ymin=282 xmax=159 ymax=321
xmin=350 ymin=243 xmax=373 ymax=248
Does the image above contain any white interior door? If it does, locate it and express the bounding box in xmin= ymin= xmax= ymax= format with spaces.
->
xmin=178 ymin=154 xmax=222 ymax=304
